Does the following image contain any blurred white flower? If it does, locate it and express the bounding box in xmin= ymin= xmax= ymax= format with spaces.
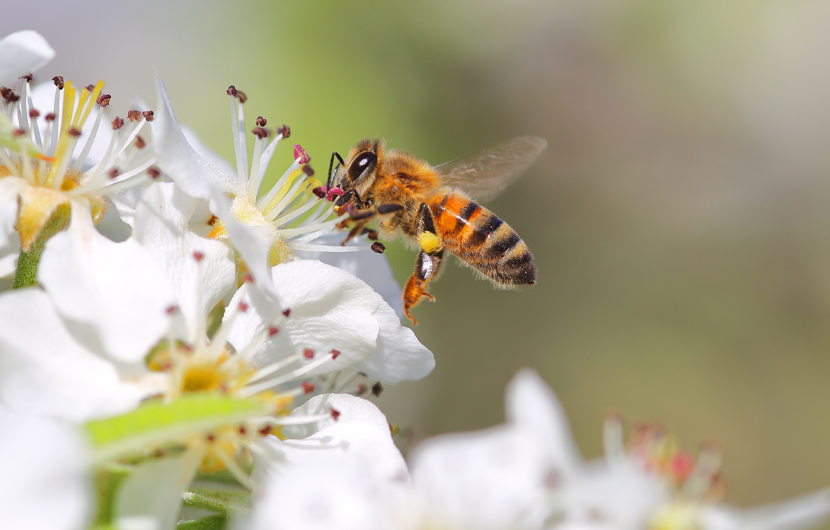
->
xmin=0 ymin=404 xmax=92 ymax=530
xmin=152 ymin=75 xmax=372 ymax=301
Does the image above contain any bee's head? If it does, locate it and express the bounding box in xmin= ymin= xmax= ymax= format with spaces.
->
xmin=330 ymin=138 xmax=383 ymax=206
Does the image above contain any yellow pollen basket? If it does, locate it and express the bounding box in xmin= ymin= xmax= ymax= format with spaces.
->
xmin=419 ymin=231 xmax=441 ymax=254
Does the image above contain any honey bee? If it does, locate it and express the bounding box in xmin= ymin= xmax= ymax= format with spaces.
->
xmin=324 ymin=136 xmax=546 ymax=325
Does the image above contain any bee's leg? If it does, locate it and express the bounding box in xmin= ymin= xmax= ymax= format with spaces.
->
xmin=403 ymin=203 xmax=444 ymax=325
xmin=404 ymin=249 xmax=444 ymax=325
xmin=361 ymin=228 xmax=379 ymax=240
xmin=340 ymin=218 xmax=370 ymax=246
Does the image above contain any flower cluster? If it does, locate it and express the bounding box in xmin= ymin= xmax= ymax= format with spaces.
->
xmin=1 ymin=30 xmax=829 ymax=530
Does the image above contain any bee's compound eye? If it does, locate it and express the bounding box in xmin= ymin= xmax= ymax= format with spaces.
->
xmin=348 ymin=151 xmax=377 ymax=180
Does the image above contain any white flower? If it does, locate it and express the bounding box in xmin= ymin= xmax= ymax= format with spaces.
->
xmin=0 ymin=30 xmax=54 ymax=87
xmin=0 ymin=74 xmax=158 ymax=256
xmin=151 ymin=75 xmax=374 ymax=300
xmin=0 ymin=404 xmax=92 ymax=530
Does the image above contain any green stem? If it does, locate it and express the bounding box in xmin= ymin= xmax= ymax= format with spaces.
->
xmin=12 ymin=206 xmax=70 ymax=289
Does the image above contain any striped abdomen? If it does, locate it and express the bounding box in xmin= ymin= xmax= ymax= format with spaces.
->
xmin=429 ymin=191 xmax=535 ymax=286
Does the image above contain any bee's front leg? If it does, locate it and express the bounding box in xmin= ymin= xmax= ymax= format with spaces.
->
xmin=403 ymin=203 xmax=444 ymax=325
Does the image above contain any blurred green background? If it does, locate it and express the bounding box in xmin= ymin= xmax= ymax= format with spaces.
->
xmin=7 ymin=0 xmax=830 ymax=507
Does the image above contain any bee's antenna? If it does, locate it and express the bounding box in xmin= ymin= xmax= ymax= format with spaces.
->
xmin=327 ymin=151 xmax=345 ymax=190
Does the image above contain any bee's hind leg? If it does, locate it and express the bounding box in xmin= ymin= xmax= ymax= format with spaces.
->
xmin=403 ymin=203 xmax=444 ymax=325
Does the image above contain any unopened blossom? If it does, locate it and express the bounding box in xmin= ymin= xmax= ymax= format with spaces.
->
xmin=0 ymin=72 xmax=157 ymax=267
xmin=151 ymin=75 xmax=370 ymax=300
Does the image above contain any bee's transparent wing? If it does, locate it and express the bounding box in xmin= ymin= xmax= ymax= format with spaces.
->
xmin=435 ymin=136 xmax=547 ymax=202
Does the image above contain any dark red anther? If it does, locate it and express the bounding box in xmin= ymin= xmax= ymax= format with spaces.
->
xmin=235 ymin=90 xmax=247 ymax=103
xmin=243 ymin=273 xmax=254 ymax=283
xmin=5 ymin=91 xmax=19 ymax=102
xmin=206 ymin=434 xmax=216 ymax=443
xmin=252 ymin=126 xmax=269 ymax=139
xmin=134 ymin=135 xmax=146 ymax=149
xmin=52 ymin=76 xmax=64 ymax=89
xmin=12 ymin=129 xmax=25 ymax=138
xmin=282 ymin=308 xmax=291 ymax=318
xmin=326 ymin=188 xmax=344 ymax=202
xmin=19 ymin=73 xmax=33 ymax=82
xmin=356 ymin=383 xmax=368 ymax=395
xmin=127 ymin=110 xmax=142 ymax=122
xmin=330 ymin=408 xmax=341 ymax=421
xmin=329 ymin=349 xmax=341 ymax=360
xmin=107 ymin=168 xmax=119 ymax=179
xmin=302 ymin=165 xmax=314 ymax=177
xmin=192 ymin=251 xmax=205 ymax=262
xmin=256 ymin=116 xmax=267 ymax=126
xmin=277 ymin=124 xmax=290 ymax=138
xmin=312 ymin=187 xmax=326 ymax=199
xmin=268 ymin=326 xmax=279 ymax=337
xmin=238 ymin=301 xmax=249 ymax=312
xmin=371 ymin=242 xmax=385 ymax=254
xmin=166 ymin=305 xmax=178 ymax=315
xmin=142 ymin=110 xmax=154 ymax=122
xmin=147 ymin=167 xmax=161 ymax=180
xmin=238 ymin=426 xmax=247 ymax=435
xmin=293 ymin=145 xmax=310 ymax=164
xmin=302 ymin=381 xmax=315 ymax=394
xmin=112 ymin=116 xmax=124 ymax=130
xmin=303 ymin=348 xmax=314 ymax=359
xmin=371 ymin=382 xmax=384 ymax=397
xmin=45 ymin=112 xmax=56 ymax=121
xmin=226 ymin=85 xmax=237 ymax=96
xmin=258 ymin=425 xmax=273 ymax=436
xmin=85 ymin=84 xmax=95 ymax=92
xmin=0 ymin=87 xmax=12 ymax=101
xmin=28 ymin=108 xmax=40 ymax=118
xmin=97 ymin=94 xmax=111 ymax=107
xmin=68 ymin=128 xmax=81 ymax=137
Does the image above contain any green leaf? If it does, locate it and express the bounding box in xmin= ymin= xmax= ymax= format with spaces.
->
xmin=177 ymin=514 xmax=228 ymax=530
xmin=183 ymin=487 xmax=253 ymax=515
xmin=85 ymin=393 xmax=271 ymax=462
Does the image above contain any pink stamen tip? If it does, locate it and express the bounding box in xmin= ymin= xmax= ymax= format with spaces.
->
xmin=243 ymin=274 xmax=254 ymax=283
xmin=326 ymin=188 xmax=344 ymax=202
xmin=192 ymin=251 xmax=205 ymax=262
xmin=303 ymin=348 xmax=314 ymax=359
xmin=312 ymin=186 xmax=326 ymax=199
xmin=293 ymin=145 xmax=310 ymax=164
xmin=268 ymin=326 xmax=279 ymax=337
xmin=282 ymin=308 xmax=291 ymax=318
xmin=671 ymin=452 xmax=695 ymax=482
xmin=329 ymin=349 xmax=341 ymax=360
xmin=238 ymin=301 xmax=249 ymax=312
xmin=302 ymin=381 xmax=315 ymax=394
xmin=330 ymin=408 xmax=341 ymax=421
xmin=165 ymin=305 xmax=178 ymax=315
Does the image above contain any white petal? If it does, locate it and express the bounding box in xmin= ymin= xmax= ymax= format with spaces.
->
xmin=227 ymin=260 xmax=379 ymax=375
xmin=352 ymin=292 xmax=434 ymax=383
xmin=154 ymin=75 xmax=279 ymax=300
xmin=0 ymin=177 xmax=24 ymax=251
xmin=114 ymin=446 xmax=204 ymax=530
xmin=96 ymin=197 xmax=132 ymax=242
xmin=562 ymin=461 xmax=665 ymax=530
xmin=131 ymin=182 xmax=236 ymax=341
xmin=252 ymin=457 xmax=403 ymax=530
xmin=262 ymin=394 xmax=409 ymax=484
xmin=38 ymin=202 xmax=176 ymax=362
xmin=505 ymin=369 xmax=583 ymax=476
xmin=0 ymin=289 xmax=147 ymax=421
xmin=296 ymin=233 xmax=404 ymax=318
xmin=0 ymin=405 xmax=92 ymax=530
xmin=701 ymin=489 xmax=830 ymax=530
xmin=0 ymin=31 xmax=54 ymax=87
xmin=409 ymin=425 xmax=552 ymax=530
